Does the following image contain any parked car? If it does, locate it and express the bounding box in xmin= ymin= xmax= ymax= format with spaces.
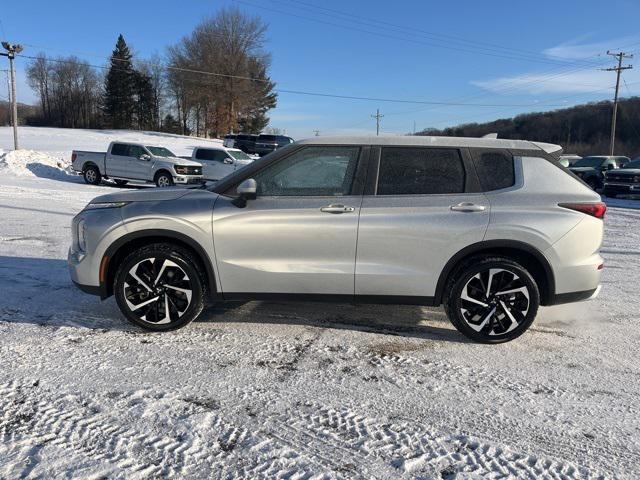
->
xmin=569 ymin=155 xmax=629 ymax=190
xmin=558 ymin=154 xmax=581 ymax=167
xmin=72 ymin=142 xmax=204 ymax=187
xmin=223 ymin=134 xmax=236 ymax=148
xmin=253 ymin=134 xmax=295 ymax=156
xmin=233 ymin=134 xmax=258 ymax=154
xmin=189 ymin=146 xmax=255 ymax=181
xmin=69 ymin=136 xmax=605 ymax=344
xmin=603 ymin=157 xmax=640 ymax=197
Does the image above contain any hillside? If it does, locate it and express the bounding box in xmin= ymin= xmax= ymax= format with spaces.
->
xmin=416 ymin=97 xmax=640 ymax=157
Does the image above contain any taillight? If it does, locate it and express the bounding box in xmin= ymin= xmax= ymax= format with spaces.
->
xmin=558 ymin=202 xmax=606 ymax=219
xmin=71 ymin=153 xmax=77 ymax=162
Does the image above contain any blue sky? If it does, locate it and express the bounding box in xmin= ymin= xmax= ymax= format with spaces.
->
xmin=3 ymin=0 xmax=640 ymax=138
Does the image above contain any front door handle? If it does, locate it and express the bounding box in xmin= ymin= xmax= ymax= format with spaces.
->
xmin=450 ymin=202 xmax=486 ymax=212
xmin=320 ymin=204 xmax=355 ymax=214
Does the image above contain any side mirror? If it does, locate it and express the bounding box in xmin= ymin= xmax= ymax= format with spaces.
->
xmin=232 ymin=178 xmax=257 ymax=208
xmin=607 ymin=163 xmax=615 ymax=170
xmin=224 ymin=158 xmax=234 ymax=165
xmin=140 ymin=154 xmax=151 ymax=161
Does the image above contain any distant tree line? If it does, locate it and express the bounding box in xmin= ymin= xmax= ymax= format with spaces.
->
xmin=416 ymin=97 xmax=640 ymax=157
xmin=22 ymin=7 xmax=277 ymax=137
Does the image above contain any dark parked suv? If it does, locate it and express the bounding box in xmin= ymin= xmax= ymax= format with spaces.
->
xmin=253 ymin=134 xmax=294 ymax=156
xmin=603 ymin=157 xmax=640 ymax=197
xmin=569 ymin=155 xmax=629 ymax=190
xmin=233 ymin=134 xmax=258 ymax=154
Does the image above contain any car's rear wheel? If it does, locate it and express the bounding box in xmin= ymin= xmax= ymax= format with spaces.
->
xmin=444 ymin=256 xmax=540 ymax=343
xmin=155 ymin=172 xmax=174 ymax=187
xmin=114 ymin=244 xmax=206 ymax=331
xmin=83 ymin=165 xmax=101 ymax=185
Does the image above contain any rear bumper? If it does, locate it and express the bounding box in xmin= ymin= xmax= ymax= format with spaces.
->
xmin=547 ymin=285 xmax=600 ymax=305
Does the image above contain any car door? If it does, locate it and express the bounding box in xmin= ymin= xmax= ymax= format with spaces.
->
xmin=107 ymin=143 xmax=130 ymax=177
xmin=195 ymin=149 xmax=234 ymax=180
xmin=355 ymin=146 xmax=490 ymax=300
xmin=126 ymin=145 xmax=152 ymax=180
xmin=212 ymin=145 xmax=367 ymax=296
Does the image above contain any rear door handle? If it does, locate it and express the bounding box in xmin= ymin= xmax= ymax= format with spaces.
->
xmin=320 ymin=204 xmax=355 ymax=214
xmin=450 ymin=202 xmax=486 ymax=212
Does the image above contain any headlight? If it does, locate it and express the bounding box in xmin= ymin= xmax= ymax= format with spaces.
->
xmin=77 ymin=219 xmax=87 ymax=252
xmin=634 ymin=176 xmax=640 ymax=183
xmin=83 ymin=201 xmax=129 ymax=211
xmin=175 ymin=166 xmax=188 ymax=174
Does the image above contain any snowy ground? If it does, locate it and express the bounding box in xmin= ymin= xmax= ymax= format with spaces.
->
xmin=1 ymin=127 xmax=640 ymax=478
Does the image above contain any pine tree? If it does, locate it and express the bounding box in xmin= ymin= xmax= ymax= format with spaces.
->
xmin=103 ymin=34 xmax=136 ymax=129
xmin=133 ymin=70 xmax=156 ymax=130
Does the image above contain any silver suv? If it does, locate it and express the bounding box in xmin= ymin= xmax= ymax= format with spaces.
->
xmin=68 ymin=136 xmax=605 ymax=343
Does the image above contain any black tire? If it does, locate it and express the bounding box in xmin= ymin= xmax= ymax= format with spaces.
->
xmin=443 ymin=256 xmax=540 ymax=344
xmin=114 ymin=243 xmax=206 ymax=331
xmin=114 ymin=179 xmax=128 ymax=186
xmin=155 ymin=171 xmax=174 ymax=188
xmin=83 ymin=165 xmax=101 ymax=185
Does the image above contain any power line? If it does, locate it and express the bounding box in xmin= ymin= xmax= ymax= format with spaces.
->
xmin=16 ymin=53 xmax=582 ymax=108
xmin=236 ymin=0 xmax=604 ymax=68
xmin=268 ymin=0 xmax=604 ymax=69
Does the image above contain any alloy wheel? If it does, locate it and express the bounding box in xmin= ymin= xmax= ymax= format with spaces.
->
xmin=85 ymin=170 xmax=96 ymax=183
xmin=123 ymin=257 xmax=193 ymax=325
xmin=459 ymin=268 xmax=530 ymax=336
xmin=157 ymin=175 xmax=171 ymax=187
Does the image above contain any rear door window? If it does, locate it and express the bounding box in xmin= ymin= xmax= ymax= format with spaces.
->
xmin=376 ymin=147 xmax=465 ymax=195
xmin=472 ymin=150 xmax=515 ymax=191
xmin=111 ymin=143 xmax=129 ymax=156
xmin=195 ymin=149 xmax=227 ymax=161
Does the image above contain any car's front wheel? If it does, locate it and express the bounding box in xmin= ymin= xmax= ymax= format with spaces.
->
xmin=114 ymin=244 xmax=206 ymax=331
xmin=155 ymin=172 xmax=174 ymax=187
xmin=443 ymin=256 xmax=540 ymax=343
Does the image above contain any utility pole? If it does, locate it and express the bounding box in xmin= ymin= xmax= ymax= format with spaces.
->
xmin=602 ymin=51 xmax=633 ymax=155
xmin=371 ymin=108 xmax=384 ymax=136
xmin=313 ymin=129 xmax=320 ymax=136
xmin=1 ymin=42 xmax=24 ymax=150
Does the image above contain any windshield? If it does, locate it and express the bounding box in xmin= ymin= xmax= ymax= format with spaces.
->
xmin=228 ymin=149 xmax=251 ymax=161
xmin=146 ymin=146 xmax=176 ymax=157
xmin=573 ymin=156 xmax=605 ymax=168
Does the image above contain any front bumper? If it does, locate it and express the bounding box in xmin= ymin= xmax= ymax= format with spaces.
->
xmin=174 ymin=175 xmax=204 ymax=185
xmin=603 ymin=182 xmax=640 ymax=195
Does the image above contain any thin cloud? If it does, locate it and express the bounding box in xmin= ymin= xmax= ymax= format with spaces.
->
xmin=472 ymin=36 xmax=640 ymax=96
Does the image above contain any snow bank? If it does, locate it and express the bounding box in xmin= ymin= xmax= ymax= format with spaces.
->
xmin=0 ymin=150 xmax=72 ymax=180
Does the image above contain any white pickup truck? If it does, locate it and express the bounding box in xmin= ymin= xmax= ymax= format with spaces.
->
xmin=188 ymin=145 xmax=255 ymax=181
xmin=71 ymin=142 xmax=204 ymax=187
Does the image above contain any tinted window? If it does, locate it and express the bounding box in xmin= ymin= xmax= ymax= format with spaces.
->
xmin=128 ymin=145 xmax=147 ymax=159
xmin=623 ymin=159 xmax=640 ymax=169
xmin=474 ymin=151 xmax=515 ymax=191
xmin=111 ymin=143 xmax=129 ymax=156
xmin=573 ymin=156 xmax=606 ymax=168
xmin=196 ymin=149 xmax=228 ymax=162
xmin=146 ymin=146 xmax=175 ymax=157
xmin=253 ymin=146 xmax=360 ymax=196
xmin=258 ymin=135 xmax=278 ymax=142
xmin=377 ymin=147 xmax=464 ymax=195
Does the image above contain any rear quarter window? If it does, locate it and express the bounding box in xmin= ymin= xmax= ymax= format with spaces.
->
xmin=111 ymin=143 xmax=128 ymax=156
xmin=473 ymin=151 xmax=515 ymax=191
